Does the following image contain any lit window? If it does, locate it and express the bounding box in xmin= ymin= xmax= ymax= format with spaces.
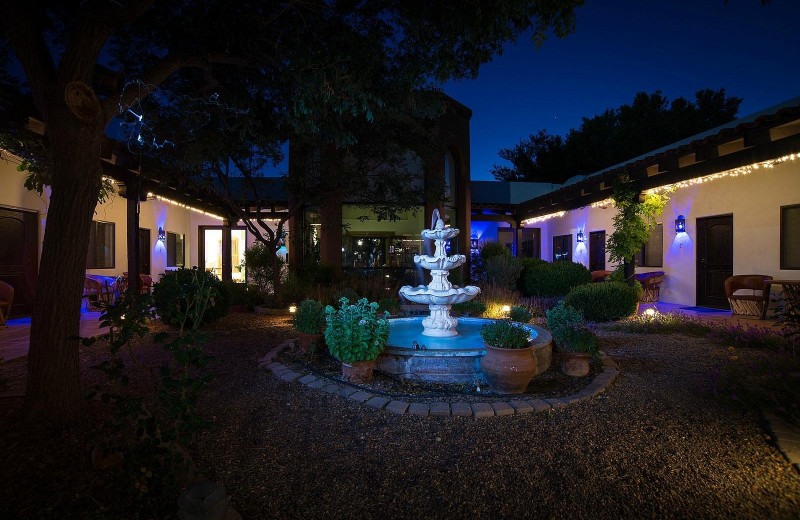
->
xmin=636 ymin=223 xmax=663 ymax=268
xmin=553 ymin=234 xmax=572 ymax=262
xmin=86 ymin=220 xmax=114 ymax=269
xmin=166 ymin=232 xmax=185 ymax=268
xmin=781 ymin=204 xmax=800 ymax=269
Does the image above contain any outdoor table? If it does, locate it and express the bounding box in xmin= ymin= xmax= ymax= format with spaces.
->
xmin=768 ymin=279 xmax=800 ymax=311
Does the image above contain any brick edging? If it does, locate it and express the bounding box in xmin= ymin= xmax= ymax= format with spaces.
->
xmin=258 ymin=340 xmax=620 ymax=419
xmin=762 ymin=411 xmax=800 ymax=474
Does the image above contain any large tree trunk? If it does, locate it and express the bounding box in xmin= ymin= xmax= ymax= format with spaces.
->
xmin=24 ymin=102 xmax=103 ymax=422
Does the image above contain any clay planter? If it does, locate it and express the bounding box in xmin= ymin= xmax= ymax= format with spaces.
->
xmin=297 ymin=332 xmax=323 ymax=354
xmin=342 ymin=359 xmax=377 ymax=383
xmin=480 ymin=344 xmax=537 ymax=394
xmin=560 ymin=352 xmax=591 ymax=377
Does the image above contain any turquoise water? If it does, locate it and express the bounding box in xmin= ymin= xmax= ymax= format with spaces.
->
xmin=387 ymin=317 xmax=536 ymax=351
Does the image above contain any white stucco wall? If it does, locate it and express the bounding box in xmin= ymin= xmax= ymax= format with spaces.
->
xmin=529 ymin=158 xmax=800 ymax=306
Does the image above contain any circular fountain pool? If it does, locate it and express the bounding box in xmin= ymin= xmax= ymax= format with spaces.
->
xmin=376 ymin=317 xmax=553 ymax=384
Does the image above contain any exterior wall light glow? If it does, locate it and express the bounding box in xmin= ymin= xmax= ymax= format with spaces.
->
xmin=675 ymin=215 xmax=686 ymax=233
xmin=576 ymin=230 xmax=586 ymax=243
xmin=289 ymin=305 xmax=297 ymax=314
xmin=157 ymin=226 xmax=166 ymax=241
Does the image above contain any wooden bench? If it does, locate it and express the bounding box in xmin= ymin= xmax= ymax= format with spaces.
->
xmin=725 ymin=275 xmax=773 ymax=319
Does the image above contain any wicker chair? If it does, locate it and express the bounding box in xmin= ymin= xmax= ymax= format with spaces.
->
xmin=635 ymin=271 xmax=665 ymax=303
xmin=84 ymin=275 xmax=116 ymax=311
xmin=725 ymin=275 xmax=773 ymax=319
xmin=0 ymin=280 xmax=13 ymax=328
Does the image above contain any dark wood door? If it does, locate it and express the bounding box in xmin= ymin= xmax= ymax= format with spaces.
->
xmin=138 ymin=228 xmax=151 ymax=275
xmin=589 ymin=231 xmax=606 ymax=272
xmin=0 ymin=207 xmax=38 ymax=317
xmin=696 ymin=215 xmax=733 ymax=309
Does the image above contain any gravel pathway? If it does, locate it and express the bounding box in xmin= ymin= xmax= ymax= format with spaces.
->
xmin=1 ymin=315 xmax=798 ymax=519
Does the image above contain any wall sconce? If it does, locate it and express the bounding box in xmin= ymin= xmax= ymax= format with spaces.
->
xmin=675 ymin=215 xmax=686 ymax=233
xmin=157 ymin=226 xmax=166 ymax=241
xmin=576 ymin=229 xmax=586 ymax=243
xmin=470 ymin=234 xmax=479 ymax=252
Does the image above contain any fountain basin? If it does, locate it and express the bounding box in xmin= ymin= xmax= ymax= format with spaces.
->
xmin=376 ymin=317 xmax=553 ymax=384
xmin=413 ymin=254 xmax=465 ymax=271
xmin=398 ymin=285 xmax=480 ymax=305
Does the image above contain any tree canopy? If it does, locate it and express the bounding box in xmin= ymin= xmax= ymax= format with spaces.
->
xmin=491 ymin=89 xmax=742 ymax=184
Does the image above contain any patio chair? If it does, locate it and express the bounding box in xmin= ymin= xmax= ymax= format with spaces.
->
xmin=0 ymin=280 xmax=13 ymax=328
xmin=635 ymin=271 xmax=665 ymax=303
xmin=591 ymin=270 xmax=613 ymax=283
xmin=725 ymin=275 xmax=773 ymax=319
xmin=119 ymin=273 xmax=153 ymax=295
xmin=83 ymin=275 xmax=116 ymax=311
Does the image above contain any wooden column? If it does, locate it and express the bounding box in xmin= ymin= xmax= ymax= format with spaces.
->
xmin=221 ymin=218 xmax=232 ymax=282
xmin=126 ymin=178 xmax=141 ymax=294
xmin=319 ymin=191 xmax=342 ymax=274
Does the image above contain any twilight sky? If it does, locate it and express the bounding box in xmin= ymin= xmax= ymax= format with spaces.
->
xmin=445 ymin=0 xmax=800 ymax=181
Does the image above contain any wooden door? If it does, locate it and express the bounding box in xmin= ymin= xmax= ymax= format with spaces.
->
xmin=138 ymin=228 xmax=151 ymax=275
xmin=0 ymin=207 xmax=38 ymax=317
xmin=696 ymin=215 xmax=733 ymax=309
xmin=589 ymin=231 xmax=606 ymax=272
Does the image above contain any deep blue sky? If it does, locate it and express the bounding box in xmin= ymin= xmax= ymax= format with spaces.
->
xmin=446 ymin=0 xmax=800 ymax=181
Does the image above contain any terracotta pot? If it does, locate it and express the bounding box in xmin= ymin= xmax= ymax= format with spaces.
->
xmin=480 ymin=344 xmax=537 ymax=394
xmin=560 ymin=352 xmax=591 ymax=377
xmin=297 ymin=332 xmax=323 ymax=353
xmin=342 ymin=359 xmax=376 ymax=383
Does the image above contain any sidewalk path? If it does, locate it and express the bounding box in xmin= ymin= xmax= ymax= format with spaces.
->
xmin=0 ymin=312 xmax=107 ymax=361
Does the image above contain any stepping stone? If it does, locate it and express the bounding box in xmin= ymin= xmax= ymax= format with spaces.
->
xmin=508 ymin=400 xmax=533 ymax=414
xmin=307 ymin=379 xmax=328 ymax=390
xmin=450 ymin=402 xmax=473 ymax=417
xmin=471 ymin=402 xmax=494 ymax=418
xmin=491 ymin=402 xmax=515 ymax=416
xmin=338 ymin=387 xmax=360 ymax=398
xmin=348 ymin=391 xmax=374 ymax=403
xmin=278 ymin=370 xmax=301 ymax=382
xmin=526 ymin=398 xmax=551 ymax=412
xmin=408 ymin=403 xmax=429 ymax=416
xmin=366 ymin=396 xmax=391 ymax=410
xmin=429 ymin=402 xmax=451 ymax=417
xmin=321 ymin=383 xmax=342 ymax=394
xmin=298 ymin=374 xmax=318 ymax=385
xmin=543 ymin=398 xmax=568 ymax=409
xmin=385 ymin=400 xmax=410 ymax=415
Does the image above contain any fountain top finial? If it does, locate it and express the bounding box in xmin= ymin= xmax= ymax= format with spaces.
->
xmin=431 ymin=208 xmax=441 ymax=229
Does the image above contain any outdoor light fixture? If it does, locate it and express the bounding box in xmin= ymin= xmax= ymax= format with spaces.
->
xmin=644 ymin=307 xmax=657 ymax=317
xmin=502 ymin=305 xmax=511 ymax=313
xmin=470 ymin=234 xmax=479 ymax=251
xmin=576 ymin=229 xmax=586 ymax=243
xmin=157 ymin=226 xmax=166 ymax=241
xmin=675 ymin=215 xmax=686 ymax=233
xmin=289 ymin=305 xmax=297 ymax=314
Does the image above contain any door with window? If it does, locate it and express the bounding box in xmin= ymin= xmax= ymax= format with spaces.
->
xmin=0 ymin=207 xmax=38 ymax=317
xmin=696 ymin=215 xmax=733 ymax=309
xmin=589 ymin=231 xmax=606 ymax=271
xmin=199 ymin=226 xmax=247 ymax=281
xmin=138 ymin=228 xmax=151 ymax=275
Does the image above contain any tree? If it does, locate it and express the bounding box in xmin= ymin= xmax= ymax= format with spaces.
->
xmin=491 ymin=89 xmax=743 ymax=184
xmin=0 ymin=0 xmax=584 ymax=422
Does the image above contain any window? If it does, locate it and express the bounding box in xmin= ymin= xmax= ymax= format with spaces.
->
xmin=520 ymin=228 xmax=541 ymax=259
xmin=781 ymin=204 xmax=800 ymax=269
xmin=166 ymin=232 xmax=185 ymax=268
xmin=636 ymin=223 xmax=663 ymax=268
xmin=86 ymin=220 xmax=114 ymax=269
xmin=553 ymin=234 xmax=572 ymax=262
xmin=497 ymin=228 xmax=514 ymax=253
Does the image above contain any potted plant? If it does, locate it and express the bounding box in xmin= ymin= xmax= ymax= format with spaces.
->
xmin=546 ymin=301 xmax=599 ymax=377
xmin=293 ymin=299 xmax=327 ymax=353
xmin=324 ymin=298 xmax=390 ymax=382
xmin=479 ymin=320 xmax=536 ymax=394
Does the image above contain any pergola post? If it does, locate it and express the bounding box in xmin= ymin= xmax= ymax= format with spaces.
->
xmin=221 ymin=217 xmax=232 ymax=282
xmin=125 ymin=177 xmax=141 ymax=294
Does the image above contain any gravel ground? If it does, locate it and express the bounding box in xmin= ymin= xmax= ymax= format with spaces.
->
xmin=1 ymin=315 xmax=799 ymax=519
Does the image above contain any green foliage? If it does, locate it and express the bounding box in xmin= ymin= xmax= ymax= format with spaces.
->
xmin=545 ymin=300 xmax=598 ymax=355
xmin=509 ymin=305 xmax=533 ymax=323
xmin=518 ymin=258 xmax=549 ymax=294
xmin=378 ymin=297 xmax=401 ymax=315
xmin=492 ymin=89 xmax=742 ymax=183
xmin=524 ymin=260 xmax=592 ymax=298
xmin=451 ymin=300 xmax=487 ymax=317
xmin=153 ymin=268 xmax=229 ymax=328
xmin=243 ymin=243 xmax=284 ymax=297
xmin=565 ymin=282 xmax=641 ymax=322
xmin=221 ymin=281 xmax=262 ymax=307
xmin=484 ymin=254 xmax=522 ymax=290
xmin=546 ymin=300 xmax=584 ymax=332
xmin=480 ymin=241 xmax=512 ymax=262
xmin=324 ymin=298 xmax=390 ymax=364
xmin=479 ymin=321 xmax=531 ymax=350
xmin=292 ymin=299 xmax=326 ymax=334
xmin=333 ymin=287 xmax=360 ymax=305
xmin=85 ymin=285 xmax=214 ymax=506
xmin=607 ymin=174 xmax=671 ymax=270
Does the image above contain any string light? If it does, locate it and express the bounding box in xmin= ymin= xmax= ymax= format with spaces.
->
xmin=645 ymin=151 xmax=799 ymax=195
xmin=148 ymin=193 xmax=224 ymax=220
xmin=521 ymin=210 xmax=566 ymax=226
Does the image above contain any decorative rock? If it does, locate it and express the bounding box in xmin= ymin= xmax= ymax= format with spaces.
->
xmin=526 ymin=398 xmax=551 ymax=412
xmin=298 ymin=374 xmax=318 ymax=385
xmin=385 ymin=400 xmax=410 ymax=415
xmin=490 ymin=402 xmax=515 ymax=416
xmin=178 ymin=481 xmax=229 ymax=520
xmin=543 ymin=397 xmax=568 ymax=409
xmin=508 ymin=400 xmax=533 ymax=414
xmin=307 ymin=379 xmax=328 ymax=390
xmin=429 ymin=402 xmax=451 ymax=417
xmin=278 ymin=370 xmax=301 ymax=382
xmin=321 ymin=383 xmax=342 ymax=394
xmin=337 ymin=386 xmax=360 ymax=398
xmin=408 ymin=403 xmax=429 ymax=416
xmin=471 ymin=402 xmax=495 ymax=418
xmin=450 ymin=402 xmax=473 ymax=417
xmin=365 ymin=396 xmax=391 ymax=410
xmin=348 ymin=390 xmax=374 ymax=403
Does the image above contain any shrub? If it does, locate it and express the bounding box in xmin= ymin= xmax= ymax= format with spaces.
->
xmin=378 ymin=297 xmax=401 ymax=315
xmin=333 ymin=287 xmax=359 ymax=304
xmin=524 ymin=260 xmax=592 ymax=298
xmin=243 ymin=243 xmax=284 ymax=296
xmin=480 ymin=321 xmax=531 ymax=349
xmin=546 ymin=300 xmax=584 ymax=332
xmin=221 ymin=281 xmax=262 ymax=307
xmin=509 ymin=305 xmax=533 ymax=323
xmin=451 ymin=300 xmax=487 ymax=317
xmin=324 ymin=298 xmax=390 ymax=364
xmin=518 ymin=258 xmax=549 ymax=294
xmin=292 ymin=299 xmax=327 ymax=334
xmin=565 ymin=281 xmax=641 ymax=322
xmin=479 ymin=241 xmax=512 ymax=262
xmin=154 ymin=268 xmax=229 ymax=328
xmin=484 ymin=255 xmax=522 ymax=290
xmin=553 ymin=322 xmax=599 ymax=356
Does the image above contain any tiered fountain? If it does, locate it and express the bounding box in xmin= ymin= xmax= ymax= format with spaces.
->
xmin=376 ymin=210 xmax=552 ymax=383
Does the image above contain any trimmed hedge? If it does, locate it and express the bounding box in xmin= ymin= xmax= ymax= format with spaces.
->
xmin=153 ymin=267 xmax=230 ymax=327
xmin=565 ymin=281 xmax=641 ymax=322
xmin=524 ymin=261 xmax=592 ymax=298
xmin=517 ymin=258 xmax=549 ymax=294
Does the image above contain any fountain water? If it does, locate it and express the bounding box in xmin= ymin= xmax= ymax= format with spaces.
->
xmin=398 ymin=209 xmax=480 ymax=337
